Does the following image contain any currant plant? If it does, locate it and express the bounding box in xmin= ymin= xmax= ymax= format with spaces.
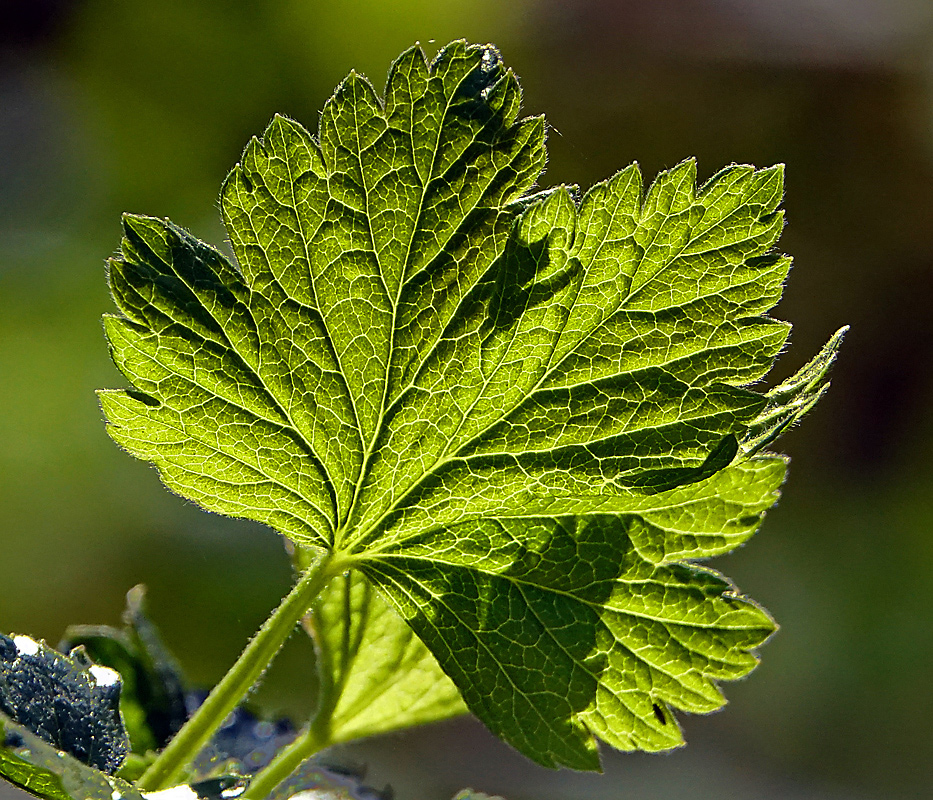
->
xmin=0 ymin=40 xmax=844 ymax=800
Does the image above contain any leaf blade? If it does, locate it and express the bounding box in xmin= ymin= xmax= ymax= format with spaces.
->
xmin=361 ymin=460 xmax=781 ymax=765
xmin=305 ymin=568 xmax=467 ymax=745
xmin=101 ymin=40 xmax=841 ymax=771
xmin=0 ymin=634 xmax=129 ymax=775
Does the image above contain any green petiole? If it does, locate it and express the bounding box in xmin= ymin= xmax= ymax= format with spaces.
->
xmin=136 ymin=551 xmax=342 ymax=792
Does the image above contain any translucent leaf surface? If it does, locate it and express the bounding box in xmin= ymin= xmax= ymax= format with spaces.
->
xmin=363 ymin=458 xmax=782 ymax=767
xmin=303 ymin=566 xmax=466 ymax=745
xmin=101 ymin=41 xmax=839 ymax=769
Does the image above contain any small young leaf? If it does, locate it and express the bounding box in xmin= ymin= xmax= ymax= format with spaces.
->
xmin=60 ymin=586 xmax=188 ymax=757
xmin=742 ymin=325 xmax=847 ymax=456
xmin=100 ymin=41 xmax=840 ymax=769
xmin=302 ymin=565 xmax=466 ymax=745
xmin=0 ymin=633 xmax=129 ymax=774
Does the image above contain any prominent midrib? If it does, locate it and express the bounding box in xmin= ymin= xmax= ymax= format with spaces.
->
xmin=278 ymin=133 xmax=365 ymax=538
xmin=426 ymin=168 xmax=709 ymax=466
xmin=443 ymin=178 xmax=779 ymax=452
xmin=334 ymin=65 xmax=498 ymax=552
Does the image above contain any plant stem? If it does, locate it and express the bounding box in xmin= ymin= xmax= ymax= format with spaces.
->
xmin=242 ymin=588 xmax=349 ymax=800
xmin=241 ymin=722 xmax=330 ymax=800
xmin=137 ymin=551 xmax=339 ymax=792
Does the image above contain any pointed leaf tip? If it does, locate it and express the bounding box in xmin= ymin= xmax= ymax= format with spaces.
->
xmin=742 ymin=325 xmax=847 ymax=456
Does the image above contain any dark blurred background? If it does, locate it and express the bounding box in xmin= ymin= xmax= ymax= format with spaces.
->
xmin=2 ymin=1 xmax=931 ymax=798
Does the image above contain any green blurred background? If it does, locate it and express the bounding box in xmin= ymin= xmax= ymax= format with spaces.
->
xmin=2 ymin=1 xmax=932 ymax=798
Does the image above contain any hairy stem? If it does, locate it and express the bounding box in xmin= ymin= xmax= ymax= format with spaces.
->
xmin=242 ymin=586 xmax=352 ymax=800
xmin=137 ymin=551 xmax=339 ymax=792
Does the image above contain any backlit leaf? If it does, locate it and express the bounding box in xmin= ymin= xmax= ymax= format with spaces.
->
xmin=101 ymin=40 xmax=840 ymax=769
xmin=302 ymin=566 xmax=466 ymax=745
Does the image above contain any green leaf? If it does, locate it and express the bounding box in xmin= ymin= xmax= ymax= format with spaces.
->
xmin=100 ymin=40 xmax=839 ymax=769
xmin=1 ymin=711 xmax=145 ymax=800
xmin=362 ymin=458 xmax=782 ymax=768
xmin=302 ymin=565 xmax=467 ymax=745
xmin=742 ymin=325 xmax=847 ymax=456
